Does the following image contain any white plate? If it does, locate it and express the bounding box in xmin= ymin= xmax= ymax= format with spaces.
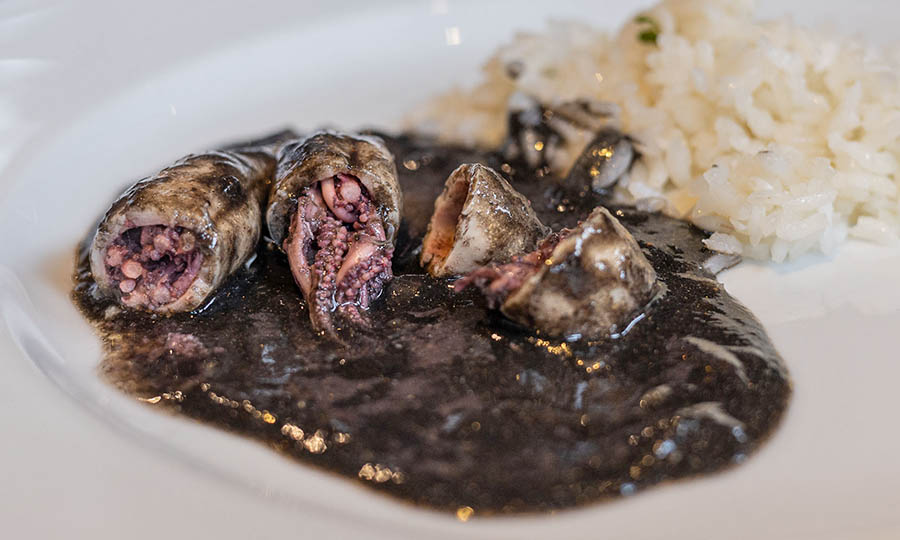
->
xmin=1 ymin=1 xmax=899 ymax=538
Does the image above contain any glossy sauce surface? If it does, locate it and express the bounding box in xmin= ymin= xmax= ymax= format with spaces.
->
xmin=73 ymin=133 xmax=791 ymax=516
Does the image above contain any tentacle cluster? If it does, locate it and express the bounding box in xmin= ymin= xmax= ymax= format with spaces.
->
xmin=285 ymin=174 xmax=393 ymax=335
xmin=454 ymin=232 xmax=561 ymax=308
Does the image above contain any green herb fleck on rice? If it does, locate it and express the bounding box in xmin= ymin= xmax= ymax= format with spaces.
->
xmin=635 ymin=14 xmax=660 ymax=45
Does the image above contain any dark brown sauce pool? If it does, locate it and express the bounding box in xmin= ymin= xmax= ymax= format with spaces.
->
xmin=73 ymin=133 xmax=791 ymax=516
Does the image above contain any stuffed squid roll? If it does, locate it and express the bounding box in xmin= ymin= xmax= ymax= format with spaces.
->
xmin=266 ymin=131 xmax=402 ymax=335
xmin=89 ymin=132 xmax=290 ymax=314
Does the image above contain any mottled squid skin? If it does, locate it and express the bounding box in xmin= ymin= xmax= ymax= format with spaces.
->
xmin=421 ymin=163 xmax=549 ymax=277
xmin=502 ymin=92 xmax=630 ymax=182
xmin=266 ymin=132 xmax=402 ymax=335
xmin=266 ymin=132 xmax=402 ymax=246
xmin=459 ymin=207 xmax=658 ymax=338
xmin=90 ymin=135 xmax=288 ymax=315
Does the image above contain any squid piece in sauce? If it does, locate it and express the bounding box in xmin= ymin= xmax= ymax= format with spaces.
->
xmin=502 ymin=93 xmax=637 ymax=196
xmin=89 ymin=132 xmax=290 ymax=314
xmin=421 ymin=163 xmax=549 ymax=277
xmin=457 ymin=207 xmax=657 ymax=338
xmin=266 ymin=132 xmax=402 ymax=335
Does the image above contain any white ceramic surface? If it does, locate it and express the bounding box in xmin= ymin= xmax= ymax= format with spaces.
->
xmin=2 ymin=1 xmax=899 ymax=538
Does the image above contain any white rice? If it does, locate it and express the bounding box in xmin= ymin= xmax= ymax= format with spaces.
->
xmin=412 ymin=0 xmax=900 ymax=261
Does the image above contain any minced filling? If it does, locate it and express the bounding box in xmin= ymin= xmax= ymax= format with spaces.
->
xmin=104 ymin=225 xmax=203 ymax=310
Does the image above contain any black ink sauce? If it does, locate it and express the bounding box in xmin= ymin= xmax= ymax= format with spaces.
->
xmin=73 ymin=133 xmax=791 ymax=515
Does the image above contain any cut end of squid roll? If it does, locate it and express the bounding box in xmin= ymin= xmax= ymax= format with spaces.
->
xmin=91 ymin=222 xmax=207 ymax=313
xmin=269 ymin=132 xmax=402 ymax=336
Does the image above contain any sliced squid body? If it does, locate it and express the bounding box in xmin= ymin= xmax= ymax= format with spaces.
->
xmin=503 ymin=92 xmax=633 ymax=182
xmin=458 ymin=207 xmax=658 ymax=338
xmin=421 ymin=163 xmax=549 ymax=278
